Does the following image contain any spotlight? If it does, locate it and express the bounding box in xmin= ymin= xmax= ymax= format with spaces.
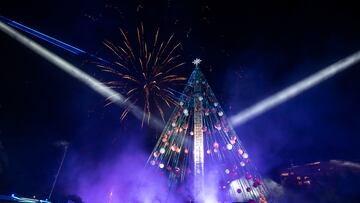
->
xmin=230 ymin=50 xmax=360 ymax=126
xmin=0 ymin=18 xmax=164 ymax=129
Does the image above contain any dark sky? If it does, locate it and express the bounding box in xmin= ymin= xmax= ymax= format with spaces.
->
xmin=1 ymin=0 xmax=360 ymax=200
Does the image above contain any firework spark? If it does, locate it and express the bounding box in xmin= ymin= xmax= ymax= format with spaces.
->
xmin=98 ymin=23 xmax=186 ymax=126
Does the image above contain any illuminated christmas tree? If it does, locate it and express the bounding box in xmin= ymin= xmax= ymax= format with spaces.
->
xmin=147 ymin=59 xmax=269 ymax=202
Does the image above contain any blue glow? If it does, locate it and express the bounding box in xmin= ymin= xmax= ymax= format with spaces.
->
xmin=0 ymin=16 xmax=110 ymax=64
xmin=0 ymin=16 xmax=84 ymax=55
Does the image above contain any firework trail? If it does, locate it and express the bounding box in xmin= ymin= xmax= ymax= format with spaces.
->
xmin=97 ymin=23 xmax=186 ymax=126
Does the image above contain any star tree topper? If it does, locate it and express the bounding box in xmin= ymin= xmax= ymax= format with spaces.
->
xmin=192 ymin=58 xmax=202 ymax=66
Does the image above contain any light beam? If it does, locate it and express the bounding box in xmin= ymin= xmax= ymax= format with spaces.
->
xmin=2 ymin=17 xmax=359 ymax=129
xmin=0 ymin=20 xmax=163 ymax=129
xmin=0 ymin=16 xmax=110 ymax=64
xmin=230 ymin=50 xmax=360 ymax=126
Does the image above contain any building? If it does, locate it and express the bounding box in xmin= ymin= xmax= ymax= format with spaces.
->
xmin=279 ymin=160 xmax=360 ymax=202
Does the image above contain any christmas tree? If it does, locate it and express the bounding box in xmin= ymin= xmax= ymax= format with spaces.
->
xmin=147 ymin=59 xmax=269 ymax=202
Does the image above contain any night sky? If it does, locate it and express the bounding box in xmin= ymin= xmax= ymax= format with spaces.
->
xmin=1 ymin=0 xmax=360 ymax=201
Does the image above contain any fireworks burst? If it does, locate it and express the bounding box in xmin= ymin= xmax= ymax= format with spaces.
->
xmin=97 ymin=23 xmax=186 ymax=126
